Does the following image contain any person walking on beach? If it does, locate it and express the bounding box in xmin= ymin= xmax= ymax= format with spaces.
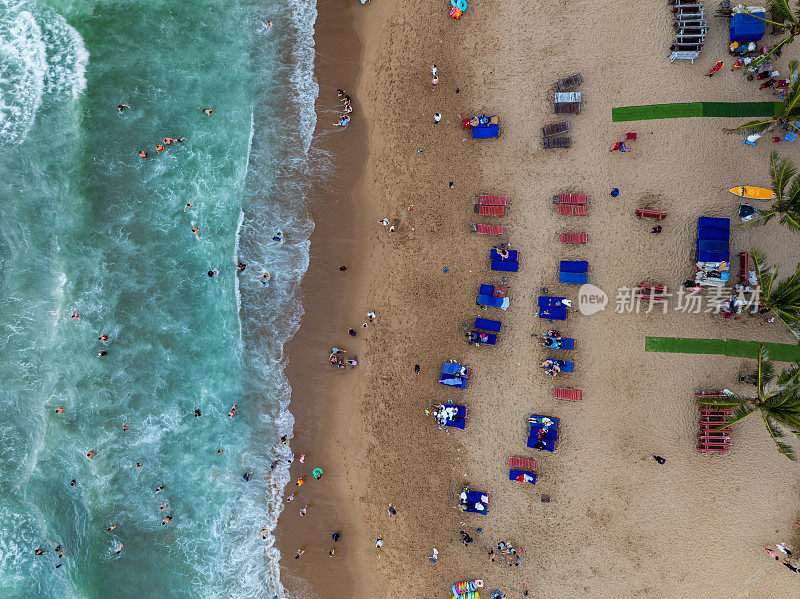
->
xmin=295 ymin=549 xmax=305 ymax=559
xmin=387 ymin=503 xmax=397 ymax=517
xmin=431 ymin=74 xmax=438 ymax=90
xmin=375 ymin=536 xmax=383 ymax=549
xmin=764 ymin=547 xmax=779 ymax=560
xmin=433 ymin=113 xmax=441 ymax=124
xmin=652 ymin=454 xmax=666 ymax=465
xmin=429 ymin=547 xmax=438 ymax=563
xmin=777 ymin=542 xmax=793 ymax=556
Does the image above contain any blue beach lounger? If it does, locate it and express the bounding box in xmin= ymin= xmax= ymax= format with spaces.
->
xmin=547 ymin=358 xmax=574 ymax=373
xmin=472 ymin=123 xmax=499 ymax=139
xmin=542 ymin=336 xmax=574 ymax=350
xmin=509 ymin=470 xmax=537 ymax=484
xmin=468 ymin=331 xmax=497 ymax=345
xmin=538 ymin=296 xmax=569 ymax=308
xmin=478 ymin=295 xmax=509 ymax=310
xmin=474 ymin=318 xmax=501 ymax=332
xmin=527 ymin=437 xmax=556 ymax=452
xmin=538 ymin=307 xmax=567 ymax=320
xmin=433 ymin=404 xmax=468 ymax=429
xmin=460 ymin=490 xmax=489 ymax=514
xmin=559 ymin=260 xmax=588 ymax=284
xmin=527 ymin=414 xmax=559 ymax=452
xmin=491 ymin=259 xmax=518 ymax=272
xmin=440 ymin=362 xmax=469 ymax=389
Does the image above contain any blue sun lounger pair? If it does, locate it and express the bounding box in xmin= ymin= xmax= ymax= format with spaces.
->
xmin=478 ymin=284 xmax=510 ymax=310
xmin=509 ymin=470 xmax=537 ymax=484
xmin=559 ymin=260 xmax=588 ymax=284
xmin=542 ymin=336 xmax=575 ymax=350
xmin=490 ymin=249 xmax=519 ymax=272
xmin=468 ymin=318 xmax=501 ymax=345
xmin=546 ymin=358 xmax=574 ymax=373
xmin=538 ymin=296 xmax=569 ymax=320
xmin=439 ymin=362 xmax=470 ymax=389
xmin=460 ymin=490 xmax=489 ymax=514
xmin=527 ymin=415 xmax=559 ymax=452
xmin=433 ymin=403 xmax=468 ymax=429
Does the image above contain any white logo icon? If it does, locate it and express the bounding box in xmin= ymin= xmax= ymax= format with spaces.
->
xmin=578 ymin=284 xmax=608 ymax=315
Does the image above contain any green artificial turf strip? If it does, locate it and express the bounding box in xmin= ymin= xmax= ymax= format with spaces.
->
xmin=646 ymin=337 xmax=800 ymax=362
xmin=612 ymin=102 xmax=782 ymax=122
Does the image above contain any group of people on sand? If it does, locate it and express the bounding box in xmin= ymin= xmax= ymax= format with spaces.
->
xmin=538 ymin=330 xmax=562 ymax=349
xmin=764 ymin=542 xmax=799 ymax=572
xmin=539 ymin=359 xmax=564 ymax=379
xmin=334 ymin=89 xmax=353 ymax=128
xmin=329 ymin=347 xmax=358 ymax=369
xmin=488 ymin=540 xmax=523 ymax=567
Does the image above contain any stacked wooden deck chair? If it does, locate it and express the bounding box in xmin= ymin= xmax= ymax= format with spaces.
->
xmin=467 ymin=317 xmax=501 ymax=346
xmin=635 ymin=283 xmax=669 ymax=303
xmin=669 ymin=0 xmax=707 ymax=63
xmin=554 ymin=387 xmax=581 ymax=401
xmin=696 ymin=397 xmax=732 ymax=454
xmin=432 ymin=403 xmax=469 ymax=429
xmin=543 ymin=137 xmax=570 ymax=149
xmin=738 ymin=251 xmax=750 ymax=282
xmin=555 ymin=73 xmax=583 ymax=91
xmin=554 ymin=91 xmax=581 ymax=114
xmin=560 ymin=232 xmax=588 ymax=244
xmin=439 ymin=361 xmax=470 ymax=389
xmin=460 ymin=490 xmax=489 ymax=514
xmin=490 ymin=248 xmax=519 ymax=272
xmin=559 ymin=260 xmax=588 ymax=284
xmin=635 ymin=208 xmax=667 ymax=220
xmin=478 ymin=194 xmax=507 ymax=206
xmin=478 ymin=284 xmax=509 ymax=310
xmin=553 ymin=193 xmax=587 ymax=204
xmin=527 ymin=415 xmax=559 ymax=452
xmin=538 ymin=296 xmax=569 ymax=320
xmin=508 ymin=456 xmax=537 ymax=485
xmin=471 ymin=223 xmax=504 ymax=235
xmin=543 ymin=121 xmax=570 ymax=137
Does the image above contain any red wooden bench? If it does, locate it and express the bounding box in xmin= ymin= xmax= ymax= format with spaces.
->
xmin=554 ymin=387 xmax=581 ymax=401
xmin=739 ymin=251 xmax=750 ymax=282
xmin=471 ymin=224 xmax=504 ymax=235
xmin=635 ymin=208 xmax=667 ymax=220
xmin=559 ymin=232 xmax=588 ymax=244
xmin=558 ymin=204 xmax=587 ymax=216
xmin=479 ymin=195 xmax=507 ymax=206
xmin=508 ymin=456 xmax=537 ymax=471
xmin=554 ymin=193 xmax=587 ymax=204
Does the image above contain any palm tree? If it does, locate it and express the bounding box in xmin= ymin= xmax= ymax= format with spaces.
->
xmin=750 ymin=249 xmax=800 ymax=338
xmin=745 ymin=1 xmax=800 ymax=70
xmin=740 ymin=152 xmax=800 ymax=230
xmin=697 ymin=345 xmax=800 ymax=460
xmin=723 ymin=60 xmax=800 ymax=135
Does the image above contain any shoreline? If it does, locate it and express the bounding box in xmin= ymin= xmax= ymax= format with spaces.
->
xmin=276 ymin=1 xmax=371 ymax=597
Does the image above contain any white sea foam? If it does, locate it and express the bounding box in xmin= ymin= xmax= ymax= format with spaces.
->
xmin=0 ymin=2 xmax=88 ymax=145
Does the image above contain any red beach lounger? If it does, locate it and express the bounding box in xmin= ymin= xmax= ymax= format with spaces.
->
xmin=471 ymin=224 xmax=504 ymax=235
xmin=739 ymin=251 xmax=750 ymax=282
xmin=554 ymin=193 xmax=587 ymax=204
xmin=479 ymin=195 xmax=507 ymax=206
xmin=559 ymin=233 xmax=588 ymax=244
xmin=478 ymin=205 xmax=506 ymax=217
xmin=635 ymin=208 xmax=667 ymax=220
xmin=508 ymin=456 xmax=537 ymax=471
xmin=558 ymin=204 xmax=587 ymax=216
xmin=554 ymin=387 xmax=581 ymax=401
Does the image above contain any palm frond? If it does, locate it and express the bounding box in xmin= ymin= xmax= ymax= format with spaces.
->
xmin=770 ymin=151 xmax=797 ymax=199
xmin=751 ymin=249 xmax=776 ymax=298
xmin=726 ymin=403 xmax=759 ymax=427
xmin=763 ymin=413 xmax=797 ymax=460
xmin=771 ymin=0 xmax=794 ymax=24
xmin=723 ymin=118 xmax=777 ymax=135
xmin=757 ymin=345 xmax=776 ymax=400
xmin=696 ymin=393 xmax=749 ymax=407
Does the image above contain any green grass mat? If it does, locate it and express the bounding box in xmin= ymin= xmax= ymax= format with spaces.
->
xmin=646 ymin=337 xmax=800 ymax=361
xmin=612 ymin=102 xmax=782 ymax=122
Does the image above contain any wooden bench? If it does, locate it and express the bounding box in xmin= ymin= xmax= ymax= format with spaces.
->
xmin=739 ymin=251 xmax=750 ymax=281
xmin=635 ymin=208 xmax=667 ymax=220
xmin=558 ymin=204 xmax=587 ymax=216
xmin=554 ymin=387 xmax=582 ymax=401
xmin=559 ymin=233 xmax=588 ymax=244
xmin=471 ymin=223 xmax=504 ymax=235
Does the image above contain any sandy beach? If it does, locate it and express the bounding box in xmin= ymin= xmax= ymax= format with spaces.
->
xmin=280 ymin=0 xmax=800 ymax=597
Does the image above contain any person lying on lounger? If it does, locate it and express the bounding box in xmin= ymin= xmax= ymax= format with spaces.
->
xmin=540 ymin=336 xmax=561 ymax=348
xmin=497 ymin=249 xmax=509 ymax=259
xmin=540 ymin=359 xmax=554 ymax=369
xmin=533 ymin=440 xmax=548 ymax=450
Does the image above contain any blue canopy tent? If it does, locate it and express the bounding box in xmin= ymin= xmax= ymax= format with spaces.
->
xmin=730 ymin=11 xmax=765 ymax=43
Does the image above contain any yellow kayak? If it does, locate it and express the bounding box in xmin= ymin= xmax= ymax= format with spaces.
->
xmin=729 ymin=186 xmax=776 ymax=200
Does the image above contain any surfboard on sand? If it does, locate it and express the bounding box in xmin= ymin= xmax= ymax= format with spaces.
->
xmin=729 ymin=186 xmax=776 ymax=200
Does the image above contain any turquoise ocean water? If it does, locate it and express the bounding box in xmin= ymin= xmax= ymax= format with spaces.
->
xmin=0 ymin=0 xmax=319 ymax=597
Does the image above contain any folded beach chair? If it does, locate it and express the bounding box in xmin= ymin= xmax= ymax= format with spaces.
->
xmin=490 ymin=249 xmax=518 ymax=262
xmin=559 ymin=232 xmax=588 ymax=244
xmin=557 ymin=204 xmax=587 ymax=216
xmin=554 ymin=193 xmax=588 ymax=204
xmin=554 ymin=387 xmax=582 ymax=401
xmin=471 ymin=223 xmax=504 ymax=235
xmin=508 ymin=456 xmax=537 ymax=471
xmin=475 ymin=204 xmax=506 ymax=216
xmin=491 ymin=260 xmax=519 ymax=272
xmin=559 ymin=260 xmax=588 ymax=284
xmin=468 ymin=331 xmax=497 ymax=345
xmin=555 ymin=73 xmax=583 ymax=91
xmin=460 ymin=490 xmax=489 ymax=514
xmin=555 ymin=102 xmax=581 ymax=114
xmin=479 ymin=195 xmax=507 ymax=206
xmin=474 ymin=318 xmax=501 ymax=332
xmin=509 ymin=469 xmax=537 ymax=484
xmin=543 ymin=137 xmax=571 ymax=149
xmin=543 ymin=121 xmax=570 ymax=137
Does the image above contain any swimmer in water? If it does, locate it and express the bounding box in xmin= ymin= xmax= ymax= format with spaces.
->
xmin=208 ymin=270 xmax=218 ymax=278
xmin=298 ymin=453 xmax=305 ymax=463
xmin=156 ymin=144 xmax=165 ymax=152
xmin=286 ymin=493 xmax=295 ymax=502
xmin=228 ymin=403 xmax=237 ymax=418
xmin=280 ymin=435 xmax=287 ymax=445
xmin=35 ymin=548 xmax=47 ymax=555
xmin=176 ymin=138 xmax=186 ymax=142
xmin=214 ymin=448 xmax=223 ymax=454
xmin=270 ymin=460 xmax=279 ymax=470
xmin=106 ymin=523 xmax=116 ymax=532
xmin=184 ymin=202 xmax=193 ymax=212
xmin=296 ymin=477 xmax=304 ymax=487
xmin=272 ymin=231 xmax=283 ymax=242
xmin=117 ymin=104 xmax=130 ymax=113
xmin=237 ymin=262 xmax=246 ymax=271
xmin=98 ymin=350 xmax=107 ymax=357
xmin=138 ymin=150 xmax=147 ymax=159
xmin=71 ymin=310 xmax=79 ymax=320
xmin=162 ymin=515 xmax=172 ymax=525
xmin=261 ymin=272 xmax=270 ymax=286
xmin=265 ymin=20 xmax=272 ymax=30
xmin=160 ymin=502 xmax=170 ymax=511
xmin=99 ymin=333 xmax=108 ymax=343
xmin=70 ymin=480 xmax=76 ymax=487
xmin=202 ymin=108 xmax=214 ymax=117
xmin=191 ymin=222 xmax=200 ymax=240
xmin=135 ymin=462 xmax=142 ymax=468
xmin=114 ymin=544 xmax=123 ymax=554
xmin=122 ymin=424 xmax=128 ymax=431
xmin=260 ymin=527 xmax=267 ymax=539
xmin=155 ymin=484 xmax=164 ymax=494
xmin=194 ymin=409 xmax=201 ymax=417
xmin=56 ymin=406 xmax=65 ymax=414
xmin=87 ymin=450 xmax=96 ymax=458
xmin=163 ymin=137 xmax=175 ymax=145
xmin=243 ymin=471 xmax=251 ymax=481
